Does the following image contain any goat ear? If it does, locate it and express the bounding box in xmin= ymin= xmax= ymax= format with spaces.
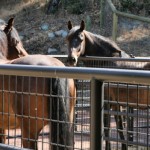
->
xmin=68 ymin=20 xmax=72 ymax=30
xmin=4 ymin=18 xmax=14 ymax=33
xmin=80 ymin=20 xmax=85 ymax=31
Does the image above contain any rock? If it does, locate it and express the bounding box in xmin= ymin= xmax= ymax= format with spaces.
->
xmin=0 ymin=19 xmax=6 ymax=30
xmin=55 ymin=30 xmax=64 ymax=36
xmin=19 ymin=35 xmax=24 ymax=40
xmin=48 ymin=48 xmax=58 ymax=54
xmin=117 ymin=37 xmax=124 ymax=42
xmin=55 ymin=30 xmax=68 ymax=37
xmin=61 ymin=31 xmax=68 ymax=37
xmin=0 ymin=19 xmax=5 ymax=25
xmin=41 ymin=23 xmax=49 ymax=31
xmin=48 ymin=32 xmax=55 ymax=39
xmin=19 ymin=32 xmax=25 ymax=40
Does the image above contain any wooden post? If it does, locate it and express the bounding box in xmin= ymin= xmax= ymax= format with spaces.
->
xmin=112 ymin=12 xmax=118 ymax=41
xmin=100 ymin=0 xmax=105 ymax=29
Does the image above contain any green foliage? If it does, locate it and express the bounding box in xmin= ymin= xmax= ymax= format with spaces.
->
xmin=116 ymin=0 xmax=150 ymax=16
xmin=119 ymin=0 xmax=136 ymax=11
xmin=65 ymin=0 xmax=86 ymax=14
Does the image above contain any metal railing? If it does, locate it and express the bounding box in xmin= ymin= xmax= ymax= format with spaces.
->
xmin=0 ymin=64 xmax=149 ymax=83
xmin=0 ymin=64 xmax=149 ymax=150
xmin=54 ymin=55 xmax=150 ymax=148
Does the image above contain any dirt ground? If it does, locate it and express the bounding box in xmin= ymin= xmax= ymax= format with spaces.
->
xmin=0 ymin=1 xmax=100 ymax=55
xmin=0 ymin=1 xmax=150 ymax=57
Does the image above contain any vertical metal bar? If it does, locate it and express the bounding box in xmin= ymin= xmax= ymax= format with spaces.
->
xmin=91 ymin=78 xmax=104 ymax=150
xmin=8 ymin=75 xmax=10 ymax=145
xmin=35 ymin=77 xmax=38 ymax=147
xmin=112 ymin=12 xmax=118 ymax=41
xmin=28 ymin=77 xmax=31 ymax=146
xmin=14 ymin=75 xmax=17 ymax=146
xmin=2 ymin=75 xmax=4 ymax=142
xmin=146 ymin=85 xmax=149 ymax=148
xmin=137 ymin=84 xmax=139 ymax=148
xmin=42 ymin=78 xmax=45 ymax=150
xmin=81 ymin=80 xmax=84 ymax=150
xmin=128 ymin=107 xmax=134 ymax=142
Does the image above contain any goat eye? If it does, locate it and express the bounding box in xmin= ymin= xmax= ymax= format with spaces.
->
xmin=73 ymin=38 xmax=77 ymax=44
xmin=77 ymin=48 xmax=80 ymax=52
xmin=79 ymin=34 xmax=83 ymax=41
xmin=75 ymin=38 xmax=78 ymax=42
xmin=71 ymin=38 xmax=78 ymax=47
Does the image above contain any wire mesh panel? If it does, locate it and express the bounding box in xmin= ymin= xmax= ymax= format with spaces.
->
xmin=104 ymin=82 xmax=150 ymax=149
xmin=0 ymin=73 xmax=91 ymax=150
xmin=77 ymin=57 xmax=150 ymax=70
xmin=0 ymin=75 xmax=75 ymax=150
xmin=0 ymin=59 xmax=150 ymax=150
xmin=55 ymin=55 xmax=150 ymax=150
xmin=76 ymin=57 xmax=150 ymax=150
xmin=74 ymin=79 xmax=91 ymax=150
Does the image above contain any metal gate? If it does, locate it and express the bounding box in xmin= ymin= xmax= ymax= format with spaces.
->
xmin=0 ymin=56 xmax=149 ymax=150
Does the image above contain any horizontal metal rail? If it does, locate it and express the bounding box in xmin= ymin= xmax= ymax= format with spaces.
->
xmin=50 ymin=55 xmax=150 ymax=62
xmin=0 ymin=64 xmax=149 ymax=84
xmin=0 ymin=143 xmax=30 ymax=150
xmin=104 ymin=83 xmax=150 ymax=89
xmin=80 ymin=56 xmax=150 ymax=62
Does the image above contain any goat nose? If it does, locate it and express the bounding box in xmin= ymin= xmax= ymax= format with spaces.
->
xmin=66 ymin=57 xmax=77 ymax=66
xmin=67 ymin=57 xmax=76 ymax=63
xmin=71 ymin=57 xmax=76 ymax=63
